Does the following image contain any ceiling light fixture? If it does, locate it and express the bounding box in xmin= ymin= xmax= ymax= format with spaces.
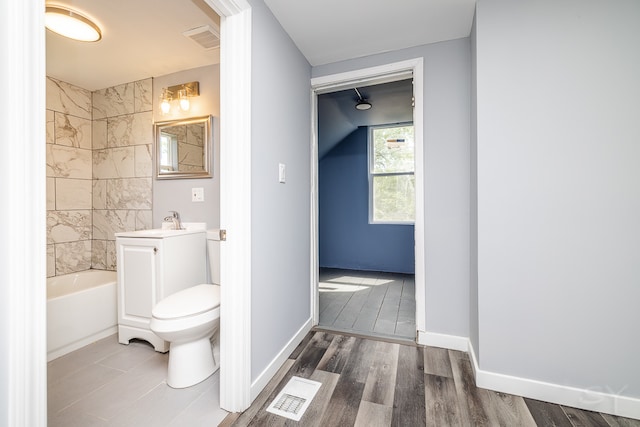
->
xmin=354 ymin=88 xmax=372 ymax=110
xmin=45 ymin=6 xmax=102 ymax=42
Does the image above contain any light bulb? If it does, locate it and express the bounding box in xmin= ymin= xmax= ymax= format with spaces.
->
xmin=160 ymin=97 xmax=171 ymax=114
xmin=179 ymin=89 xmax=190 ymax=111
xmin=159 ymin=89 xmax=172 ymax=114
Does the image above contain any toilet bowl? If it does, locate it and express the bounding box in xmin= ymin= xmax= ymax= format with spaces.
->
xmin=150 ymin=229 xmax=222 ymax=388
xmin=151 ymin=284 xmax=220 ymax=388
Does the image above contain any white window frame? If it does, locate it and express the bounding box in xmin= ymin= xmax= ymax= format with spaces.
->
xmin=368 ymin=122 xmax=415 ymax=225
xmin=159 ymin=133 xmax=178 ymax=172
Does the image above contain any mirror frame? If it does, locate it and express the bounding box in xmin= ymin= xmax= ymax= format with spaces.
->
xmin=154 ymin=115 xmax=213 ymax=179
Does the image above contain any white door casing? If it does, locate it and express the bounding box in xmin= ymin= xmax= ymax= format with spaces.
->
xmin=1 ymin=0 xmax=47 ymax=425
xmin=5 ymin=0 xmax=256 ymax=421
xmin=310 ymin=58 xmax=426 ymax=341
xmin=202 ymin=0 xmax=253 ymax=413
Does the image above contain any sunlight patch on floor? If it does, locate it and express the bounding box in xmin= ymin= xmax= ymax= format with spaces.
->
xmin=319 ymin=281 xmax=369 ymax=293
xmin=324 ymin=275 xmax=393 ymax=286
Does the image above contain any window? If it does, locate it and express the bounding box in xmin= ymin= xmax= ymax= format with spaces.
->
xmin=369 ymin=124 xmax=415 ymax=224
xmin=159 ymin=132 xmax=178 ymax=172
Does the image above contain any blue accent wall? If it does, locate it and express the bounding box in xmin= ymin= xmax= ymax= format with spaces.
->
xmin=319 ymin=127 xmax=415 ymax=273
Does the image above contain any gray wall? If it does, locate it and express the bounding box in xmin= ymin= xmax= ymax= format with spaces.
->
xmin=313 ymin=38 xmax=472 ymax=339
xmin=152 ymin=65 xmax=220 ymax=229
xmin=248 ymin=0 xmax=312 ymax=381
xmin=319 ymin=127 xmax=415 ymax=274
xmin=475 ymin=0 xmax=640 ymax=397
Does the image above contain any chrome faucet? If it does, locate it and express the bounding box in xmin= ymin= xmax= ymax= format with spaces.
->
xmin=165 ymin=211 xmax=183 ymax=230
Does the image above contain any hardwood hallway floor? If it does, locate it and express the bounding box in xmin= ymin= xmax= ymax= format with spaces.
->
xmin=221 ymin=331 xmax=640 ymax=427
xmin=318 ymin=268 xmax=416 ymax=341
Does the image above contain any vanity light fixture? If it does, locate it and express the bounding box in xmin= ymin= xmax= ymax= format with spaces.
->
xmin=158 ymin=82 xmax=200 ymax=114
xmin=45 ymin=6 xmax=102 ymax=42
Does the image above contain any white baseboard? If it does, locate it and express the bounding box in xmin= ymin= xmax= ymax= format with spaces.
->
xmin=467 ymin=341 xmax=640 ymax=421
xmin=250 ymin=318 xmax=313 ymax=401
xmin=417 ymin=332 xmax=640 ymax=420
xmin=249 ymin=324 xmax=640 ymax=421
xmin=418 ymin=330 xmax=468 ymax=351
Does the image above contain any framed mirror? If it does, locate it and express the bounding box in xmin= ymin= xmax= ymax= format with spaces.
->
xmin=154 ymin=115 xmax=212 ymax=179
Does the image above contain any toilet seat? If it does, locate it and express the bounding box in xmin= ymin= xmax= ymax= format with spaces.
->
xmin=153 ymin=284 xmax=220 ymax=320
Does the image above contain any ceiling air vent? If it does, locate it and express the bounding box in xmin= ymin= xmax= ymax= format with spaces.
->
xmin=183 ymin=25 xmax=220 ymax=50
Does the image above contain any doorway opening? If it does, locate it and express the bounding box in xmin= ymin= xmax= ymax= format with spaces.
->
xmin=310 ymin=59 xmax=426 ymax=344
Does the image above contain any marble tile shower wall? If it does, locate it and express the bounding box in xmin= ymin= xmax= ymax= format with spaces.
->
xmin=46 ymin=77 xmax=153 ymax=277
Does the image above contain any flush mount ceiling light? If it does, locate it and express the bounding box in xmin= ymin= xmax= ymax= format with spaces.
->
xmin=45 ymin=6 xmax=102 ymax=42
xmin=354 ymin=88 xmax=372 ymax=110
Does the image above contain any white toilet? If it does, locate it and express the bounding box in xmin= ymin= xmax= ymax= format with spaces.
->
xmin=150 ymin=229 xmax=222 ymax=388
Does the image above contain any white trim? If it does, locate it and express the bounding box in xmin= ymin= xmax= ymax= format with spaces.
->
xmin=467 ymin=339 xmax=480 ymax=378
xmin=311 ymin=62 xmax=416 ymax=94
xmin=419 ymin=330 xmax=468 ymax=351
xmin=310 ymin=90 xmax=320 ymax=325
xmin=423 ymin=336 xmax=640 ymax=421
xmin=213 ymin=0 xmax=253 ymax=413
xmin=1 ymin=1 xmax=47 ymax=425
xmin=203 ymin=0 xmax=250 ymax=16
xmin=310 ymin=57 xmax=425 ymax=340
xmin=250 ymin=318 xmax=313 ymax=401
xmin=412 ymin=59 xmax=426 ymax=334
xmin=467 ymin=342 xmax=640 ymax=420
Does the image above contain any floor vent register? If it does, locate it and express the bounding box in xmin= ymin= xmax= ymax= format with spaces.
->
xmin=266 ymin=376 xmax=322 ymax=421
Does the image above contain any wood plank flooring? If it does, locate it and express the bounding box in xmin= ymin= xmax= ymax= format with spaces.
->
xmin=319 ymin=268 xmax=416 ymax=341
xmin=222 ymin=330 xmax=640 ymax=427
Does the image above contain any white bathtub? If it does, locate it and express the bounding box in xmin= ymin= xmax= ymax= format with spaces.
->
xmin=47 ymin=269 xmax=117 ymax=361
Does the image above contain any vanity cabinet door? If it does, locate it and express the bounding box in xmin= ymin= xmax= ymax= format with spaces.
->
xmin=116 ymin=238 xmax=163 ymax=329
xmin=114 ymin=231 xmax=206 ymax=352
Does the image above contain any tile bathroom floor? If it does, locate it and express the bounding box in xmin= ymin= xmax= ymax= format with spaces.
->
xmin=47 ymin=334 xmax=228 ymax=427
xmin=318 ymin=268 xmax=416 ymax=341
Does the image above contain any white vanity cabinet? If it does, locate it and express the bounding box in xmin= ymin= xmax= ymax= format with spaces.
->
xmin=115 ymin=229 xmax=206 ymax=352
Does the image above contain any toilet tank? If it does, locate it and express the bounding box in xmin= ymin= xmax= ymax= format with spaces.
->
xmin=207 ymin=229 xmax=222 ymax=285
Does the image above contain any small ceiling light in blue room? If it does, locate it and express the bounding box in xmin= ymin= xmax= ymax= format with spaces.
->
xmin=354 ymin=88 xmax=372 ymax=110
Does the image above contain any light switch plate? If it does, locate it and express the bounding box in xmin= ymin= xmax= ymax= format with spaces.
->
xmin=192 ymin=187 xmax=204 ymax=202
xmin=279 ymin=163 xmax=286 ymax=183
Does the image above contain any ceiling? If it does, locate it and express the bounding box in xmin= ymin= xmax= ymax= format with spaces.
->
xmin=47 ymin=0 xmax=476 ymax=92
xmin=263 ymin=0 xmax=475 ymax=157
xmin=46 ymin=0 xmax=221 ymax=91
xmin=47 ymin=0 xmax=474 ymax=155
xmin=318 ymin=80 xmax=414 ymax=158
xmin=263 ymin=0 xmax=476 ymax=66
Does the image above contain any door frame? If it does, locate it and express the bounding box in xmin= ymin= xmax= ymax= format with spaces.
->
xmin=6 ymin=0 xmax=255 ymax=420
xmin=2 ymin=1 xmax=47 ymax=424
xmin=310 ymin=58 xmax=426 ymax=340
xmin=203 ymin=0 xmax=253 ymax=413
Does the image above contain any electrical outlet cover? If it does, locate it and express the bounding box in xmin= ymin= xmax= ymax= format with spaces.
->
xmin=192 ymin=187 xmax=204 ymax=202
